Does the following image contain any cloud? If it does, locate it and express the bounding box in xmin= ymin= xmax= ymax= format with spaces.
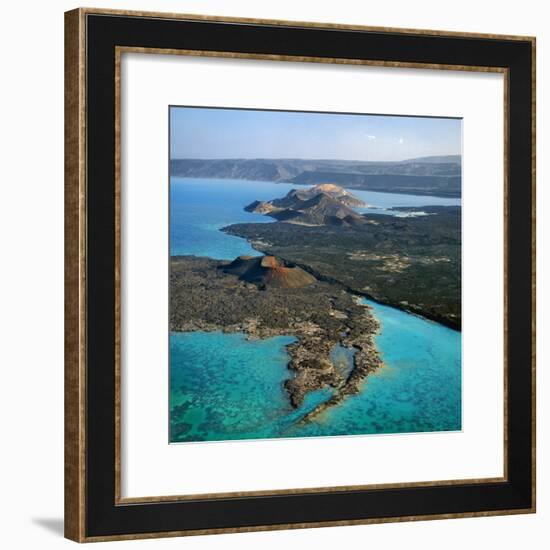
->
xmin=366 ymin=134 xmax=377 ymax=141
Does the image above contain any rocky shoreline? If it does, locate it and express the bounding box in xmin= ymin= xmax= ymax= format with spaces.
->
xmin=170 ymin=255 xmax=382 ymax=420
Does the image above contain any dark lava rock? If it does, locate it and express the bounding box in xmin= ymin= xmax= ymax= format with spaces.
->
xmin=170 ymin=255 xmax=382 ymax=418
xmin=223 ymin=255 xmax=316 ymax=289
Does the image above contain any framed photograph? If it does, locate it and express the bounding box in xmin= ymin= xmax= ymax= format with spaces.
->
xmin=64 ymin=8 xmax=536 ymax=542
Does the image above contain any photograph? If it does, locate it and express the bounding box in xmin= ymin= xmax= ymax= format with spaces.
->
xmin=168 ymin=106 xmax=463 ymax=443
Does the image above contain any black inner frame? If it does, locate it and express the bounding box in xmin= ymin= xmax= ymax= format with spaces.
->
xmin=85 ymin=13 xmax=534 ymax=537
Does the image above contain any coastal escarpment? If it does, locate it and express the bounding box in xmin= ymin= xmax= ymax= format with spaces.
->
xmin=170 ymin=156 xmax=462 ymax=197
xmin=170 ymin=255 xmax=382 ymax=418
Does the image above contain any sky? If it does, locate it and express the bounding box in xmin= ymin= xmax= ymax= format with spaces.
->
xmin=170 ymin=106 xmax=462 ymax=162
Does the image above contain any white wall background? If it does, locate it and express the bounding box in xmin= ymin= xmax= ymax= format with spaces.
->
xmin=0 ymin=0 xmax=546 ymax=548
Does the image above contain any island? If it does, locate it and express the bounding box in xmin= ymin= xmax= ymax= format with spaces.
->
xmin=170 ymin=183 xmax=461 ymax=420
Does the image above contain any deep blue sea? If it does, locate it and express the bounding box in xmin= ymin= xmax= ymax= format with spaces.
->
xmin=169 ymin=177 xmax=462 ymax=442
xmin=170 ymin=177 xmax=461 ymax=258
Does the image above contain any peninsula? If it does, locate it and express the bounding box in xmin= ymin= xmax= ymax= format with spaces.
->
xmin=245 ymin=183 xmax=368 ymax=226
xmin=170 ymin=255 xmax=382 ymax=418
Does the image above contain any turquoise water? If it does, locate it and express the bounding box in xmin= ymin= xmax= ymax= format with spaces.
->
xmin=170 ymin=332 xmax=334 ymax=442
xmin=169 ymin=177 xmax=462 ymax=442
xmin=169 ymin=303 xmax=461 ymax=442
xmin=283 ymin=300 xmax=461 ymax=438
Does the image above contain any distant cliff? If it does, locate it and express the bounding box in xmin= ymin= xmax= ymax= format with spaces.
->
xmin=170 ymin=156 xmax=462 ymax=197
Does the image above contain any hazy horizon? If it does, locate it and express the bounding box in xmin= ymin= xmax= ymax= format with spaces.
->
xmin=170 ymin=107 xmax=462 ymax=163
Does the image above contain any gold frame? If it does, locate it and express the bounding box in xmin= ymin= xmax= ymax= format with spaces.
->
xmin=65 ymin=7 xmax=536 ymax=542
